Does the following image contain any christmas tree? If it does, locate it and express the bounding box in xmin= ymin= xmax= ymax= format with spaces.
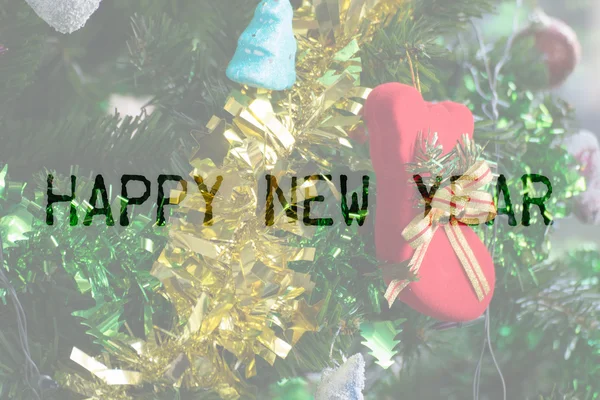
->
xmin=0 ymin=0 xmax=598 ymax=399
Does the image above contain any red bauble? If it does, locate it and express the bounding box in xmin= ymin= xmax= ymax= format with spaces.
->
xmin=520 ymin=13 xmax=581 ymax=88
xmin=365 ymin=83 xmax=495 ymax=322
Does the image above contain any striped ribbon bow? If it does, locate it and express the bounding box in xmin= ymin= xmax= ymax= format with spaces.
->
xmin=384 ymin=160 xmax=497 ymax=307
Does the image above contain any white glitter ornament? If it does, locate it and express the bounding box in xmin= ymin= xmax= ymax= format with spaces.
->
xmin=574 ymin=189 xmax=600 ymax=225
xmin=26 ymin=0 xmax=102 ymax=34
xmin=315 ymin=354 xmax=365 ymax=400
xmin=562 ymin=130 xmax=600 ymax=224
xmin=563 ymin=130 xmax=600 ymax=187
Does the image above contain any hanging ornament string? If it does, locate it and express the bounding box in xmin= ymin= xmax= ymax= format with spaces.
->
xmin=405 ymin=49 xmax=421 ymax=93
xmin=473 ymin=308 xmax=506 ymax=400
xmin=0 ymin=234 xmax=42 ymax=400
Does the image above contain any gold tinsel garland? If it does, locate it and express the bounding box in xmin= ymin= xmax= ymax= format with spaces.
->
xmin=62 ymin=1 xmax=404 ymax=398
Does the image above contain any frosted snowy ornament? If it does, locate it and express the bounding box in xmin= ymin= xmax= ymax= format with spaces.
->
xmin=26 ymin=0 xmax=102 ymax=34
xmin=315 ymin=354 xmax=365 ymax=400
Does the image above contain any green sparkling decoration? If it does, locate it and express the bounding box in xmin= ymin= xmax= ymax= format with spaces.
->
xmin=360 ymin=320 xmax=402 ymax=369
xmin=468 ymin=76 xmax=584 ymax=283
xmin=0 ymin=169 xmax=168 ymax=339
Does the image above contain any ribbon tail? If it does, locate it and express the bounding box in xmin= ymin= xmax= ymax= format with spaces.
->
xmin=384 ymin=279 xmax=410 ymax=308
xmin=452 ymin=222 xmax=491 ymax=296
xmin=444 ymin=221 xmax=490 ymax=301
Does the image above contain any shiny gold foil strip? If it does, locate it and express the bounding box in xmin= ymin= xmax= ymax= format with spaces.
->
xmin=70 ymin=348 xmax=143 ymax=386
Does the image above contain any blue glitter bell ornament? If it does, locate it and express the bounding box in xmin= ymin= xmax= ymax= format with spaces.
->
xmin=226 ymin=0 xmax=297 ymax=91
